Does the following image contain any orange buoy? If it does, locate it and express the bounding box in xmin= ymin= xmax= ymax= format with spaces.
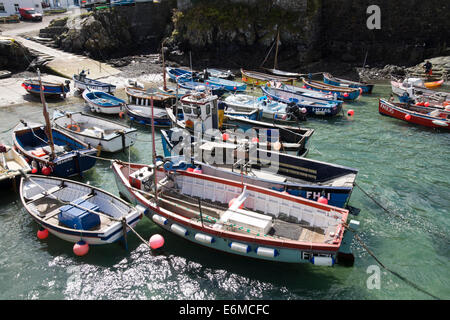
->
xmin=66 ymin=124 xmax=81 ymax=132
xmin=73 ymin=240 xmax=89 ymax=256
xmin=119 ymin=111 xmax=125 ymax=118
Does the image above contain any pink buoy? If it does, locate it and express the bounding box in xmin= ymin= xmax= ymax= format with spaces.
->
xmin=193 ymin=167 xmax=203 ymax=174
xmin=37 ymin=228 xmax=49 ymax=240
xmin=405 ymin=114 xmax=411 ymax=121
xmin=149 ymin=234 xmax=165 ymax=249
xmin=233 ymin=86 xmax=237 ymax=90
xmin=359 ymin=88 xmax=363 ymax=95
xmin=318 ymin=196 xmax=328 ymax=205
xmin=347 ymin=109 xmax=354 ymax=116
xmin=251 ymin=137 xmax=259 ymax=143
xmin=73 ymin=240 xmax=89 ymax=256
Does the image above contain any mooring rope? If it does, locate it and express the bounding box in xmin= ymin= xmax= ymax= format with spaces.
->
xmin=355 ymin=182 xmax=449 ymax=243
xmin=345 ymin=224 xmax=441 ymax=300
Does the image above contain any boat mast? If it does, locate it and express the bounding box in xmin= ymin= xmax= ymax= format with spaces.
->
xmin=151 ymin=95 xmax=159 ymax=204
xmin=162 ymin=38 xmax=167 ymax=92
xmin=37 ymin=68 xmax=55 ymax=160
xmin=274 ymin=28 xmax=280 ymax=70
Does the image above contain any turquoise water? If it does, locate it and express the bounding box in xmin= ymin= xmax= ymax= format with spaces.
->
xmin=0 ymin=83 xmax=448 ymax=300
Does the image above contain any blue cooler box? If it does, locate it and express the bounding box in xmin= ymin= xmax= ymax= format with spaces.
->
xmin=58 ymin=198 xmax=101 ymax=230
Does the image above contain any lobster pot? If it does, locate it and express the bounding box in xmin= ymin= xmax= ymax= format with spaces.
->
xmin=229 ymin=242 xmax=250 ymax=253
xmin=171 ymin=223 xmax=188 ymax=236
xmin=195 ymin=233 xmax=215 ymax=244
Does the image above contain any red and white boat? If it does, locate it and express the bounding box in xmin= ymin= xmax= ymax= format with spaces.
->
xmin=112 ymin=160 xmax=360 ymax=266
xmin=379 ymin=99 xmax=450 ymax=130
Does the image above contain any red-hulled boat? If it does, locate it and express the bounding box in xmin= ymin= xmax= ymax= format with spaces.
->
xmin=379 ymin=99 xmax=450 ymax=130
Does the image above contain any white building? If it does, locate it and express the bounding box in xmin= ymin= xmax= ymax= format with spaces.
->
xmin=43 ymin=0 xmax=79 ymax=9
xmin=0 ymin=0 xmax=43 ymax=16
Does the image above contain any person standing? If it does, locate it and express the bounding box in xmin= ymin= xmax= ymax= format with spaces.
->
xmin=424 ymin=61 xmax=433 ymax=76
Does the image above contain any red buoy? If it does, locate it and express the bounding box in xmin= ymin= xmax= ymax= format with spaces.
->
xmin=187 ymin=167 xmax=194 ymax=172
xmin=41 ymin=166 xmax=51 ymax=176
xmin=31 ymin=168 xmax=38 ymax=174
xmin=37 ymin=228 xmax=49 ymax=240
xmin=424 ymin=102 xmax=430 ymax=107
xmin=344 ymin=93 xmax=349 ymax=98
xmin=347 ymin=109 xmax=355 ymax=116
xmin=405 ymin=114 xmax=412 ymax=121
xmin=73 ymin=240 xmax=89 ymax=256
xmin=318 ymin=196 xmax=328 ymax=205
xmin=119 ymin=112 xmax=125 ymax=118
xmin=149 ymin=234 xmax=165 ymax=249
xmin=251 ymin=137 xmax=259 ymax=143
xmin=222 ymin=133 xmax=230 ymax=141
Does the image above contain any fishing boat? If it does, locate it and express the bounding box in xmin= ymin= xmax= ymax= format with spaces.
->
xmin=82 ymin=90 xmax=126 ymax=114
xmin=0 ymin=70 xmax=12 ymax=79
xmin=206 ymin=68 xmax=235 ymax=79
xmin=261 ymin=85 xmax=343 ymax=117
xmin=22 ymin=79 xmax=70 ymax=98
xmin=159 ymin=130 xmax=358 ymax=208
xmin=0 ymin=144 xmax=31 ymax=188
xmin=241 ymin=69 xmax=295 ymax=86
xmin=423 ymin=79 xmax=444 ymax=89
xmin=379 ymin=99 xmax=450 ymax=130
xmin=302 ymin=78 xmax=361 ymax=101
xmin=203 ymin=75 xmax=247 ymax=92
xmin=223 ymin=94 xmax=307 ymax=123
xmin=19 ymin=174 xmax=144 ymax=246
xmin=269 ymin=81 xmax=336 ymax=101
xmin=112 ymin=160 xmax=360 ymax=266
xmin=166 ymin=92 xmax=314 ymax=157
xmin=263 ymin=68 xmax=303 ymax=78
xmin=124 ymin=104 xmax=174 ymax=128
xmin=391 ymin=78 xmax=450 ymax=104
xmin=12 ymin=120 xmax=98 ymax=177
xmin=166 ymin=67 xmax=196 ymax=82
xmin=323 ymin=73 xmax=374 ymax=94
xmin=72 ymin=70 xmax=116 ymax=94
xmin=158 ymin=84 xmax=192 ymax=98
xmin=52 ymin=110 xmax=138 ymax=153
xmin=125 ymin=86 xmax=176 ymax=108
xmin=178 ymin=80 xmax=226 ymax=97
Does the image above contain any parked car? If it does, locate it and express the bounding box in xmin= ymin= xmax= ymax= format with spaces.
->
xmin=18 ymin=8 xmax=43 ymax=21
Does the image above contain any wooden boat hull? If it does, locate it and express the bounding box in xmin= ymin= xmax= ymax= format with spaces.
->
xmin=0 ymin=145 xmax=31 ymax=187
xmin=261 ymin=85 xmax=343 ymax=117
xmin=52 ymin=111 xmax=138 ymax=153
xmin=125 ymin=87 xmax=176 ymax=107
xmin=378 ymin=99 xmax=450 ymax=130
xmin=82 ymin=90 xmax=126 ymax=114
xmin=125 ymin=104 xmax=174 ymax=128
xmin=73 ymin=74 xmax=116 ymax=93
xmin=12 ymin=122 xmax=98 ymax=177
xmin=112 ymin=161 xmax=357 ymax=266
xmin=302 ymin=78 xmax=361 ymax=101
xmin=323 ymin=73 xmax=374 ymax=94
xmin=20 ymin=175 xmax=143 ymax=245
xmin=241 ymin=69 xmax=295 ymax=86
xmin=22 ymin=80 xmax=70 ymax=97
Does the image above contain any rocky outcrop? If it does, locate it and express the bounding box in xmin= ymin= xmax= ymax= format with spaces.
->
xmin=0 ymin=37 xmax=35 ymax=71
xmin=39 ymin=2 xmax=175 ymax=60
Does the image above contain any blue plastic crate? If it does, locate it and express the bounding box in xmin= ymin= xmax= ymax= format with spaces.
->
xmin=58 ymin=198 xmax=101 ymax=230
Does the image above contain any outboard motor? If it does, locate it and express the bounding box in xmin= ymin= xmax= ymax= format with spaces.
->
xmin=286 ymin=102 xmax=307 ymax=122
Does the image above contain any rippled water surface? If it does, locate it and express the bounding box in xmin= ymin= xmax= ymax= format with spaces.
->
xmin=0 ymin=83 xmax=448 ymax=300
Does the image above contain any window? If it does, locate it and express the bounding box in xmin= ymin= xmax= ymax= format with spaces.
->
xmin=0 ymin=3 xmax=5 ymax=13
xmin=302 ymin=252 xmax=312 ymax=260
xmin=14 ymin=4 xmax=19 ymax=12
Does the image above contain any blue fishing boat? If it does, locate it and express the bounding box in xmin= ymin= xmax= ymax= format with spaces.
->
xmin=124 ymin=104 xmax=183 ymax=128
xmin=261 ymin=85 xmax=343 ymax=117
xmin=160 ymin=129 xmax=358 ymax=208
xmin=323 ymin=73 xmax=374 ymax=94
xmin=82 ymin=90 xmax=126 ymax=114
xmin=302 ymin=78 xmax=361 ymax=101
xmin=166 ymin=67 xmax=194 ymax=82
xmin=203 ymin=72 xmax=246 ymax=92
xmin=177 ymin=80 xmax=226 ymax=96
xmin=22 ymin=79 xmax=70 ymax=98
xmin=73 ymin=70 xmax=116 ymax=94
xmin=12 ymin=121 xmax=98 ymax=178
